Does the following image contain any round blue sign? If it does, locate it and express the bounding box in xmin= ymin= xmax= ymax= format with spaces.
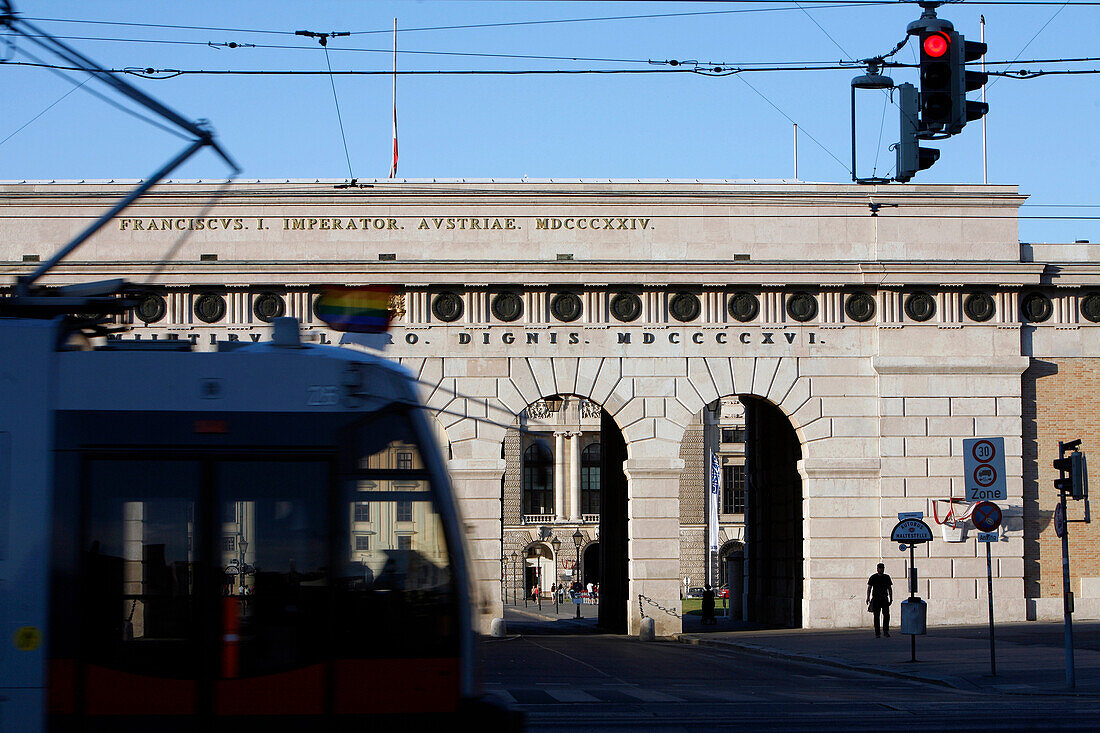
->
xmin=971 ymin=501 xmax=1002 ymax=533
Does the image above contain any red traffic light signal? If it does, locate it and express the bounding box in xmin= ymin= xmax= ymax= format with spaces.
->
xmin=922 ymin=32 xmax=950 ymax=58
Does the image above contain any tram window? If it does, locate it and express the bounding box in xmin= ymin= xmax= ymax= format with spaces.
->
xmin=358 ymin=440 xmax=422 ymax=471
xmin=84 ymin=459 xmax=200 ymax=676
xmin=217 ymin=460 xmax=329 ymax=679
xmin=336 ymin=411 xmax=458 ymax=659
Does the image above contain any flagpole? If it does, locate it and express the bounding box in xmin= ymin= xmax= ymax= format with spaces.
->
xmin=389 ymin=18 xmax=398 ymax=178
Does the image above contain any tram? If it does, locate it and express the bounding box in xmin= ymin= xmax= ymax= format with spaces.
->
xmin=0 ymin=314 xmax=496 ymax=731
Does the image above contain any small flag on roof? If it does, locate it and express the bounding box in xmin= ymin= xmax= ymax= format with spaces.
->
xmin=315 ymin=285 xmax=394 ymax=333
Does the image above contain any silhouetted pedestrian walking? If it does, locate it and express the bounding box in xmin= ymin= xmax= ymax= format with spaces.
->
xmin=866 ymin=563 xmax=893 ymax=637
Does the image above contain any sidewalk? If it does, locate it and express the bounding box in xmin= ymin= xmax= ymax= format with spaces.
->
xmin=502 ymin=597 xmax=601 ymax=633
xmin=676 ymin=619 xmax=1100 ymax=696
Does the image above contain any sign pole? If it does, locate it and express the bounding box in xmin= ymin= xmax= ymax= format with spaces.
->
xmin=909 ymin=542 xmax=916 ymax=664
xmin=986 ymin=540 xmax=996 ymax=676
xmin=971 ymin=500 xmax=1003 ymax=677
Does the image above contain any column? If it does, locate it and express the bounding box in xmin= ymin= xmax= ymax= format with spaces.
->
xmin=624 ymin=448 xmax=686 ymax=637
xmin=570 ymin=432 xmax=582 ymax=521
xmin=554 ymin=431 xmax=565 ymax=521
xmin=449 ymin=455 xmax=507 ymax=634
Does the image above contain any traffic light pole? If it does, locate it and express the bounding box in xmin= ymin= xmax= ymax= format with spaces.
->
xmin=1060 ymin=485 xmax=1075 ymax=688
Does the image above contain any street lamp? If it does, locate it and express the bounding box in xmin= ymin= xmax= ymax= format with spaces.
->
xmin=550 ymin=536 xmax=562 ymax=614
xmin=572 ymin=529 xmax=584 ymax=619
xmin=510 ymin=551 xmax=518 ymax=605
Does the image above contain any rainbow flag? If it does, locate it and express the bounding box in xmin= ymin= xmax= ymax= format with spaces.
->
xmin=315 ymin=285 xmax=394 ymax=333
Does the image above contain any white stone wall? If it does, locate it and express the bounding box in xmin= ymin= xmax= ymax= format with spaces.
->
xmin=7 ymin=179 xmax=1081 ymax=636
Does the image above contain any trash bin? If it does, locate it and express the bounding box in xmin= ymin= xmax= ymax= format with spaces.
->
xmin=900 ymin=597 xmax=927 ymax=635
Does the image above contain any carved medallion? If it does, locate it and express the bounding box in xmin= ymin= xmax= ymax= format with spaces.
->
xmin=1081 ymin=293 xmax=1100 ymax=323
xmin=1021 ymin=292 xmax=1052 ymax=323
xmin=551 ymin=292 xmax=582 ymax=322
xmin=964 ymin=292 xmax=995 ymax=322
xmin=432 ymin=292 xmax=463 ymax=322
xmin=253 ymin=292 xmax=285 ymax=323
xmin=194 ymin=293 xmax=226 ymax=324
xmin=844 ymin=292 xmax=876 ymax=323
xmin=669 ymin=292 xmax=700 ymax=322
xmin=727 ymin=291 xmax=759 ymax=323
xmin=610 ymin=292 xmax=642 ymax=322
xmin=786 ymin=292 xmax=818 ymax=323
xmin=492 ymin=292 xmax=524 ymax=322
xmin=904 ymin=292 xmax=936 ymax=322
xmin=135 ymin=293 xmax=167 ymax=324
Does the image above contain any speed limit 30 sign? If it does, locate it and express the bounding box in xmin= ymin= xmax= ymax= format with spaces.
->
xmin=963 ymin=437 xmax=1007 ymax=502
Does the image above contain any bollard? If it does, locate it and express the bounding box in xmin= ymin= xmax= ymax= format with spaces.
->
xmin=640 ymin=617 xmax=655 ymax=642
xmin=490 ymin=617 xmax=506 ymax=638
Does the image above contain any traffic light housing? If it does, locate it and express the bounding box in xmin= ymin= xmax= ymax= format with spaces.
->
xmin=895 ymin=83 xmax=939 ymax=182
xmin=1055 ymin=441 xmax=1089 ymax=500
xmin=919 ymin=29 xmax=955 ymax=131
xmin=947 ymin=35 xmax=989 ymax=135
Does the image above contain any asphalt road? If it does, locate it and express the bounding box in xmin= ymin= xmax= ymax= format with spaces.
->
xmin=478 ymin=633 xmax=1100 ymax=731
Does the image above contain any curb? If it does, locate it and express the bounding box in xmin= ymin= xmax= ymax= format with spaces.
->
xmin=673 ymin=634 xmax=1100 ymax=698
xmin=674 ymin=634 xmax=961 ymax=690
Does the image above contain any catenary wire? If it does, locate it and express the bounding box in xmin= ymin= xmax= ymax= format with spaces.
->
xmin=5 ymin=46 xmax=193 ymax=140
xmin=0 ymin=73 xmax=89 ymax=148
xmin=987 ymin=1 xmax=1071 ymax=88
xmin=16 ymin=3 xmax=901 ymax=39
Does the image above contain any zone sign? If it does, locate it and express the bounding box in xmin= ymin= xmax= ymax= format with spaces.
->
xmin=963 ymin=437 xmax=1007 ymax=501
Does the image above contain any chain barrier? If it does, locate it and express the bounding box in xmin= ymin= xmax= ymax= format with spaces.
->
xmin=638 ymin=593 xmax=681 ymax=620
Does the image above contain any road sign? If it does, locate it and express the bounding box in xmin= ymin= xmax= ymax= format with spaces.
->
xmin=891 ymin=518 xmax=934 ymax=543
xmin=971 ymin=501 xmax=1003 ymax=533
xmin=978 ymin=532 xmax=999 ymax=543
xmin=964 ymin=437 xmax=1007 ymax=501
xmin=1054 ymin=502 xmax=1066 ymax=538
xmin=898 ymin=511 xmax=924 ymax=520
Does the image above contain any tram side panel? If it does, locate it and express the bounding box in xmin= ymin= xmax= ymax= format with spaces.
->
xmin=0 ymin=319 xmax=62 ymax=733
xmin=43 ymin=344 xmax=475 ymax=726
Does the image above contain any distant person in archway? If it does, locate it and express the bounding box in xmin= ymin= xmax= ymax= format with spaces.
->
xmin=866 ymin=563 xmax=893 ymax=637
xmin=701 ymin=584 xmax=716 ymax=625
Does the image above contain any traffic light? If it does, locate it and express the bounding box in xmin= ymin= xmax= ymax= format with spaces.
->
xmin=919 ymin=29 xmax=955 ymax=130
xmin=894 ymin=83 xmax=939 ymax=182
xmin=1055 ymin=440 xmax=1089 ymax=500
xmin=947 ymin=35 xmax=989 ymax=135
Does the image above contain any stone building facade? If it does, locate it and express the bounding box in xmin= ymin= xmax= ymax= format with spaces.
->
xmin=3 ymin=179 xmax=1098 ymax=636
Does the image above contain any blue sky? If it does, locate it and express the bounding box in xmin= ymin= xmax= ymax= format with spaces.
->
xmin=2 ymin=1 xmax=1097 ymax=243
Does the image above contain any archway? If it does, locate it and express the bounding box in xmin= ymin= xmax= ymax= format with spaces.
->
xmin=677 ymin=395 xmax=803 ymax=627
xmin=719 ymin=541 xmax=745 ymax=620
xmin=500 ymin=394 xmax=627 ymax=632
xmin=582 ymin=541 xmax=601 ymax=587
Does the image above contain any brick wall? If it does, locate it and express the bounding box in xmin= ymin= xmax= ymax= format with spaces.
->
xmin=1024 ymin=358 xmax=1100 ymax=599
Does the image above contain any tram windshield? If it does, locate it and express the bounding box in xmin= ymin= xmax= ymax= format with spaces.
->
xmin=80 ymin=408 xmax=459 ymax=685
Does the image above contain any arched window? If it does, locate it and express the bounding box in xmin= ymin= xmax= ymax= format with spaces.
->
xmin=581 ymin=442 xmax=601 ymax=515
xmin=523 ymin=442 xmax=554 ymax=516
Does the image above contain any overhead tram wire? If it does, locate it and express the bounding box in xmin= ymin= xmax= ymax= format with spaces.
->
xmin=0 ymin=73 xmax=89 ymax=148
xmin=987 ymin=0 xmax=1071 ymax=89
xmin=3 ymin=32 xmax=747 ymax=67
xmin=4 ymin=45 xmax=193 ymax=140
xmin=294 ymin=30 xmax=358 ymax=182
xmin=7 ymin=57 xmax=1099 ymax=79
xmin=16 ymin=3 xmax=901 ymax=40
xmin=17 ymin=2 xmax=1100 ymax=38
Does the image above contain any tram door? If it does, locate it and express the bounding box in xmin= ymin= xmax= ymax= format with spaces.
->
xmin=79 ymin=455 xmax=332 ymax=720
